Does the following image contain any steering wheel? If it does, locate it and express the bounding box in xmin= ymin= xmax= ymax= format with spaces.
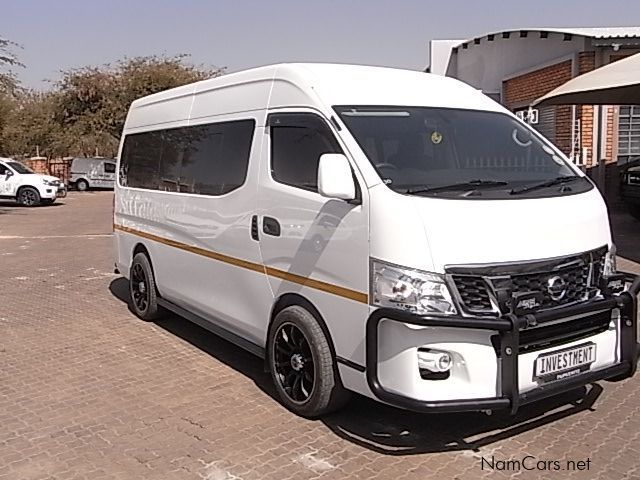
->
xmin=375 ymin=162 xmax=398 ymax=171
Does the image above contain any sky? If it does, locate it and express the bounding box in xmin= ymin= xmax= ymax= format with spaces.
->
xmin=3 ymin=0 xmax=640 ymax=90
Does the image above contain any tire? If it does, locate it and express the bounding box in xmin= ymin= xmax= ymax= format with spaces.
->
xmin=17 ymin=187 xmax=41 ymax=207
xmin=129 ymin=252 xmax=163 ymax=321
xmin=76 ymin=179 xmax=89 ymax=191
xmin=268 ymin=306 xmax=350 ymax=418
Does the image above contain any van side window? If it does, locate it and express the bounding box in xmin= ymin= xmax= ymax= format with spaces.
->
xmin=269 ymin=113 xmax=342 ymax=192
xmin=104 ymin=162 xmax=116 ymax=174
xmin=119 ymin=119 xmax=255 ymax=195
xmin=120 ymin=131 xmax=163 ymax=189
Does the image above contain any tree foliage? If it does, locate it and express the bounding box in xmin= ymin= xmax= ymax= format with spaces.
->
xmin=0 ymin=37 xmax=22 ymax=95
xmin=0 ymin=54 xmax=224 ymax=158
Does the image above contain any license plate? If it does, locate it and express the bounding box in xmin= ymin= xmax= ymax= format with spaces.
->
xmin=534 ymin=343 xmax=596 ymax=382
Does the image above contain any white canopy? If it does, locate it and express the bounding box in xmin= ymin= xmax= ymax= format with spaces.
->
xmin=534 ymin=53 xmax=640 ymax=106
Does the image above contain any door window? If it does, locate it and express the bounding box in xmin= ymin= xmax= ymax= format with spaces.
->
xmin=269 ymin=113 xmax=342 ymax=192
xmin=104 ymin=162 xmax=116 ymax=174
xmin=0 ymin=164 xmax=7 ymax=176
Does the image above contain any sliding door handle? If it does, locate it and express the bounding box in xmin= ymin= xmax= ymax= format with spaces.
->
xmin=263 ymin=217 xmax=281 ymax=237
xmin=251 ymin=215 xmax=259 ymax=241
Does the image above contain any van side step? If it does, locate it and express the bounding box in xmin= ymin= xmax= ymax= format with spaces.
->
xmin=156 ymin=298 xmax=265 ymax=358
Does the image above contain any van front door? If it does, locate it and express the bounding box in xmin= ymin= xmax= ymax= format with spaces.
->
xmin=256 ymin=111 xmax=370 ymax=365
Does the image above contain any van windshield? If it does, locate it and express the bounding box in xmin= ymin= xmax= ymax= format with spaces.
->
xmin=7 ymin=161 xmax=34 ymax=174
xmin=334 ymin=106 xmax=589 ymax=198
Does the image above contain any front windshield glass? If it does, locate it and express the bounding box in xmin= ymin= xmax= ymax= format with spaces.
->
xmin=7 ymin=161 xmax=34 ymax=174
xmin=335 ymin=106 xmax=582 ymax=197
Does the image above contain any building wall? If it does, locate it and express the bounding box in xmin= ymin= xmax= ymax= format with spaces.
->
xmin=502 ymin=61 xmax=574 ymax=158
xmin=448 ymin=33 xmax=588 ymax=94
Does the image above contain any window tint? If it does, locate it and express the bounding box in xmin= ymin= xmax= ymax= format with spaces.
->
xmin=335 ymin=106 xmax=578 ymax=198
xmin=120 ymin=131 xmax=162 ymax=189
xmin=270 ymin=113 xmax=341 ymax=192
xmin=119 ymin=119 xmax=255 ymax=195
xmin=104 ymin=162 xmax=116 ymax=174
xmin=0 ymin=164 xmax=7 ymax=175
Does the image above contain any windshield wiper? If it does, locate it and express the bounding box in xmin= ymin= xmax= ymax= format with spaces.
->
xmin=405 ymin=179 xmax=508 ymax=195
xmin=509 ymin=176 xmax=581 ymax=195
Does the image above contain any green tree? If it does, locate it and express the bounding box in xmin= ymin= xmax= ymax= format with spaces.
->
xmin=0 ymin=36 xmax=22 ymax=94
xmin=0 ymin=91 xmax=68 ymax=158
xmin=0 ymin=36 xmax=22 ymax=155
xmin=55 ymin=55 xmax=224 ymax=156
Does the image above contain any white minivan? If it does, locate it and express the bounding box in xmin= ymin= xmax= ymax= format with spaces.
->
xmin=114 ymin=64 xmax=639 ymax=418
xmin=70 ymin=157 xmax=117 ymax=191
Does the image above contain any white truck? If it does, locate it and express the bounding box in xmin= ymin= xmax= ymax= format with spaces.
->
xmin=0 ymin=158 xmax=66 ymax=206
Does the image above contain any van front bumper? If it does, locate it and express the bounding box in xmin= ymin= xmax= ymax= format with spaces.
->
xmin=365 ymin=273 xmax=639 ymax=414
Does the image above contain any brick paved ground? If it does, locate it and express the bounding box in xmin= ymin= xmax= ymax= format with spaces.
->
xmin=1 ymin=191 xmax=639 ymax=480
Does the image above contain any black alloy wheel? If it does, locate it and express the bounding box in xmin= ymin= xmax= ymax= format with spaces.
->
xmin=273 ymin=322 xmax=315 ymax=403
xmin=268 ymin=305 xmax=350 ymax=417
xmin=131 ymin=262 xmax=149 ymax=313
xmin=129 ymin=252 xmax=163 ymax=321
xmin=18 ymin=187 xmax=40 ymax=206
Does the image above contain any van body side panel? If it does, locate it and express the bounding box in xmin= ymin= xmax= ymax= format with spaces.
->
xmin=126 ymin=89 xmax=196 ymax=130
xmin=255 ymin=113 xmax=370 ymax=371
xmin=115 ymin=106 xmax=274 ymax=345
xmin=191 ymin=80 xmax=274 ymax=123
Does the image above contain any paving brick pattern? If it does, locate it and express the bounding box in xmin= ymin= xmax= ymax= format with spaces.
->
xmin=1 ymin=192 xmax=639 ymax=480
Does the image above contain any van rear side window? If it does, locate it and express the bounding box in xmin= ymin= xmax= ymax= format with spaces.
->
xmin=120 ymin=119 xmax=255 ymax=196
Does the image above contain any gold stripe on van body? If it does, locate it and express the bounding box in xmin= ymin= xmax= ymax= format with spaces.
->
xmin=114 ymin=224 xmax=368 ymax=304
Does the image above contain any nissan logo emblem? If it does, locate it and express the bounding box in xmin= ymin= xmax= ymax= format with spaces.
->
xmin=547 ymin=276 xmax=567 ymax=301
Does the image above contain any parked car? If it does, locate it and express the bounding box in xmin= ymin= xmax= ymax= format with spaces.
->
xmin=621 ymin=159 xmax=640 ymax=220
xmin=0 ymin=157 xmax=66 ymax=206
xmin=114 ymin=63 xmax=638 ymax=418
xmin=69 ymin=157 xmax=116 ymax=191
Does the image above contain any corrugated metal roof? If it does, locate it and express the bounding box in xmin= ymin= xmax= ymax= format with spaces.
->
xmin=535 ymin=27 xmax=640 ymax=38
xmin=451 ymin=27 xmax=640 ymax=46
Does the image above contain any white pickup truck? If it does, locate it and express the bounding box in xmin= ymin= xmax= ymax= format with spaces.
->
xmin=0 ymin=158 xmax=66 ymax=206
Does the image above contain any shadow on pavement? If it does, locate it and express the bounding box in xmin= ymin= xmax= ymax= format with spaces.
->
xmin=109 ymin=276 xmax=608 ymax=455
xmin=0 ymin=201 xmax=65 ymax=213
xmin=320 ymin=385 xmax=600 ymax=455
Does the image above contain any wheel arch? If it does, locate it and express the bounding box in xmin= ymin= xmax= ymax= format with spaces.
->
xmin=266 ymin=293 xmax=340 ymax=373
xmin=131 ymin=242 xmax=162 ymax=297
xmin=16 ymin=184 xmax=39 ymax=197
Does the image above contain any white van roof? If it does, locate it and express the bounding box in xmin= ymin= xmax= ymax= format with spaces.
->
xmin=126 ymin=63 xmax=506 ymax=130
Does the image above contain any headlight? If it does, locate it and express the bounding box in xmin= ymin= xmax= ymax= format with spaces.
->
xmin=603 ymin=244 xmax=617 ymax=276
xmin=371 ymin=259 xmax=457 ymax=315
xmin=43 ymin=180 xmax=58 ymax=186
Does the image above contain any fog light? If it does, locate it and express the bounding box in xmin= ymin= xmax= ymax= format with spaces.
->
xmin=417 ymin=349 xmax=452 ymax=373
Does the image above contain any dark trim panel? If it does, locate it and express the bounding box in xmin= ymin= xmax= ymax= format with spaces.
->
xmin=157 ymin=298 xmax=265 ymax=358
xmin=336 ymin=356 xmax=366 ymax=373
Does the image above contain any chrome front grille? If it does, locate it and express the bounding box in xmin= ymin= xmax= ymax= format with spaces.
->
xmin=447 ymin=246 xmax=607 ymax=315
